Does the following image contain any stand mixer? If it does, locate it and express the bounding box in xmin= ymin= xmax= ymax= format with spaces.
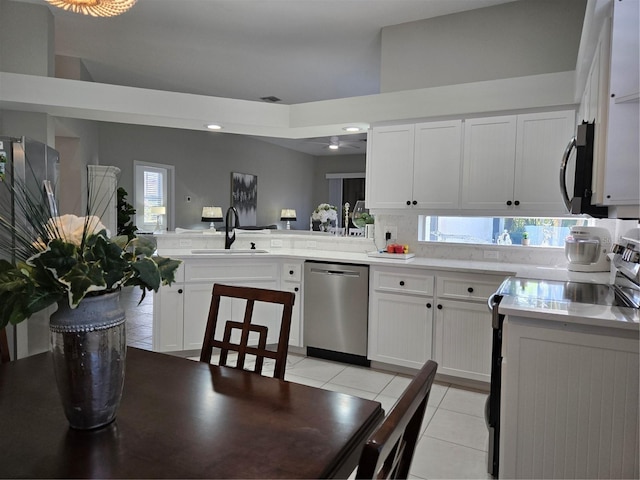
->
xmin=565 ymin=226 xmax=613 ymax=272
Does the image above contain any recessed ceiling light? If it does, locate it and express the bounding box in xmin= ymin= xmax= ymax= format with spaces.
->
xmin=206 ymin=124 xmax=223 ymax=130
xmin=329 ymin=144 xmax=339 ymax=150
xmin=343 ymin=126 xmax=361 ymax=132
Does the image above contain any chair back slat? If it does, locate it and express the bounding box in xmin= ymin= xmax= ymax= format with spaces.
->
xmin=200 ymin=283 xmax=295 ymax=379
xmin=356 ymin=360 xmax=438 ymax=479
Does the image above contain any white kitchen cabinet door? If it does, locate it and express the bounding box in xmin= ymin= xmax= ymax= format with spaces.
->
xmin=183 ymin=283 xmax=219 ymax=351
xmin=500 ymin=317 xmax=639 ymax=479
xmin=279 ymin=283 xmax=302 ymax=348
xmin=602 ymin=0 xmax=640 ymax=207
xmin=461 ymin=116 xmax=517 ymax=210
xmin=153 ymin=283 xmax=184 ymax=352
xmin=368 ymin=292 xmax=433 ymax=369
xmin=183 ymin=280 xmax=281 ymax=351
xmin=366 ymin=125 xmax=415 ymax=209
xmin=413 ymin=120 xmax=462 ymax=209
xmin=514 ymin=110 xmax=575 ymax=215
xmin=433 ymin=299 xmax=492 ymax=382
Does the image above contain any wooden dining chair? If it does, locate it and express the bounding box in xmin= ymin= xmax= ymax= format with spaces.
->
xmin=199 ymin=283 xmax=295 ymax=380
xmin=1 ymin=328 xmax=11 ymax=364
xmin=356 ymin=360 xmax=438 ymax=479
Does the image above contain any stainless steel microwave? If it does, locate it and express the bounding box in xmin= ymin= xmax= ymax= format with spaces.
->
xmin=560 ymin=121 xmax=608 ymax=218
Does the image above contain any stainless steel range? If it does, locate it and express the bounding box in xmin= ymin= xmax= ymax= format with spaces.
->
xmin=485 ymin=227 xmax=640 ymax=477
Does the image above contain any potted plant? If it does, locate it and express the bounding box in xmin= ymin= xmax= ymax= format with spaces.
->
xmin=117 ymin=187 xmax=138 ymax=240
xmin=522 ymin=231 xmax=530 ymax=246
xmin=0 ymin=177 xmax=181 ymax=429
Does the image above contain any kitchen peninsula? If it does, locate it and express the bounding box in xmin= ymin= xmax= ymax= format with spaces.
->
xmin=152 ymin=231 xmax=633 ymax=385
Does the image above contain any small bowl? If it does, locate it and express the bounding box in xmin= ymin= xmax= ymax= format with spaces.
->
xmin=565 ymin=237 xmax=599 ymax=264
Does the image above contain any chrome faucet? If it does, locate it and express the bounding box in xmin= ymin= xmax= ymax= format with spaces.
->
xmin=225 ymin=206 xmax=240 ymax=249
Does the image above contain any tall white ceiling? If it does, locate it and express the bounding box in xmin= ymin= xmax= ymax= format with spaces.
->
xmin=25 ymin=0 xmax=518 ymax=104
xmin=15 ymin=0 xmax=520 ymax=154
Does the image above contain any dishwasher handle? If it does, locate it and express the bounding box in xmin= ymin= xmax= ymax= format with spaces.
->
xmin=309 ymin=267 xmax=361 ymax=277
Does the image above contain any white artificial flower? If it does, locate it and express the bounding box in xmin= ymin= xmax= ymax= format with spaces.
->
xmin=311 ymin=203 xmax=338 ymax=223
xmin=47 ymin=214 xmax=110 ymax=246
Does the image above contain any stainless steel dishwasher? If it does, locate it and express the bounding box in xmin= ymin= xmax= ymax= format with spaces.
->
xmin=303 ymin=261 xmax=370 ymax=366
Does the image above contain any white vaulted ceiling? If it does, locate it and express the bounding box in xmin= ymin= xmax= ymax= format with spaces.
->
xmin=36 ymin=0 xmax=518 ymax=104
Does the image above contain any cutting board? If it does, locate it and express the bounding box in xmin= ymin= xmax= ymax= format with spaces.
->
xmin=367 ymin=251 xmax=415 ymax=260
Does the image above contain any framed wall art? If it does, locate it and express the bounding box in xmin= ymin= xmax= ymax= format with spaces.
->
xmin=231 ymin=172 xmax=257 ymax=226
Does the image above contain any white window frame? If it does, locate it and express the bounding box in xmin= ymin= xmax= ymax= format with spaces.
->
xmin=133 ymin=161 xmax=175 ymax=233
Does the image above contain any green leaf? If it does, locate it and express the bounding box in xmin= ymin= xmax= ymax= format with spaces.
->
xmin=85 ymin=235 xmax=128 ymax=289
xmin=111 ymin=235 xmax=130 ymax=249
xmin=30 ymin=239 xmax=78 ymax=279
xmin=131 ymin=257 xmax=161 ymax=291
xmin=131 ymin=236 xmax=156 ymax=258
xmin=153 ymin=256 xmax=182 ymax=285
xmin=59 ymin=262 xmax=107 ymax=307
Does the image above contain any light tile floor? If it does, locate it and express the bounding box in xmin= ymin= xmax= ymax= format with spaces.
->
xmin=122 ymin=286 xmax=491 ymax=479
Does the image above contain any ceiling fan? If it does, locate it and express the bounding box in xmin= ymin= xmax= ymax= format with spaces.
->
xmin=307 ymin=135 xmax=366 ymax=151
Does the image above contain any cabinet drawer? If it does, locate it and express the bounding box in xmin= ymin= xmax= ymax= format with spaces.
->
xmin=282 ymin=262 xmax=302 ymax=282
xmin=372 ymin=268 xmax=434 ymax=296
xmin=436 ymin=273 xmax=505 ymax=302
xmin=185 ymin=260 xmax=278 ymax=282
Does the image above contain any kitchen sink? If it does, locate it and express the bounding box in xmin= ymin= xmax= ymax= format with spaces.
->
xmin=190 ymin=249 xmax=269 ymax=254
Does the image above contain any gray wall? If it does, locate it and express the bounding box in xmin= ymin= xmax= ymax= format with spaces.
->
xmin=381 ymin=0 xmax=586 ymax=92
xmin=97 ymin=123 xmax=320 ymax=230
xmin=0 ymin=0 xmax=54 ymax=77
xmin=313 ymin=154 xmax=366 ymax=207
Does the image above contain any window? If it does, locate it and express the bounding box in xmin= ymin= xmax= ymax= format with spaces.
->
xmin=134 ymin=161 xmax=174 ymax=232
xmin=418 ymin=216 xmax=594 ymax=247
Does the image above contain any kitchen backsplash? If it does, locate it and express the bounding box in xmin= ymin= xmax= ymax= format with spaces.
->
xmin=373 ymin=214 xmax=638 ymax=267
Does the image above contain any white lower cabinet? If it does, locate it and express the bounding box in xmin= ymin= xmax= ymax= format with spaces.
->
xmin=153 ymin=259 xmax=282 ymax=352
xmin=500 ymin=316 xmax=639 ymax=479
xmin=280 ymin=261 xmax=303 ymax=348
xmin=154 ymin=283 xmax=185 ymax=352
xmin=368 ymin=266 xmax=435 ymax=369
xmin=433 ymin=272 xmax=503 ymax=382
xmin=433 ymin=299 xmax=492 ymax=381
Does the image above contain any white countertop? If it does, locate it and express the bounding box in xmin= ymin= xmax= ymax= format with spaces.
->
xmin=496 ymin=277 xmax=639 ymax=332
xmin=157 ymin=246 xmax=638 ymax=331
xmin=158 ymin=246 xmax=607 ymax=282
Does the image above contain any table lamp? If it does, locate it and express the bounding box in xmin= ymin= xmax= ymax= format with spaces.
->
xmin=280 ymin=209 xmax=297 ymax=230
xmin=202 ymin=206 xmax=223 ymax=231
xmin=149 ymin=206 xmax=166 ymax=233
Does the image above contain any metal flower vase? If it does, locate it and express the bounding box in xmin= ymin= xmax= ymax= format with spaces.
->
xmin=49 ymin=290 xmax=127 ymax=430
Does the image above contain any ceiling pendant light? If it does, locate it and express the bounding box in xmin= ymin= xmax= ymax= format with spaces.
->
xmin=45 ymin=0 xmax=137 ymax=17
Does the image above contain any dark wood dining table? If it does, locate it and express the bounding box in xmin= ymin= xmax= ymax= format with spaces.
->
xmin=0 ymin=347 xmax=384 ymax=479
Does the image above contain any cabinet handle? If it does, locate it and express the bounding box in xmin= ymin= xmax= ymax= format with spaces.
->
xmin=506 ymin=200 xmax=513 ymax=206
xmin=399 ymin=281 xmax=405 ymax=286
xmin=467 ymin=287 xmax=474 ymax=293
xmin=289 ymin=270 xmax=294 ymax=275
xmin=514 ymin=200 xmax=520 ymax=206
xmin=178 ymin=289 xmax=183 ymax=294
xmin=412 ymin=200 xmax=417 ymax=205
xmin=426 ymin=303 xmax=432 ymax=308
xmin=294 ymin=287 xmax=299 ymax=292
xmin=437 ymin=304 xmax=443 ymax=310
xmin=406 ymin=200 xmax=411 ymax=206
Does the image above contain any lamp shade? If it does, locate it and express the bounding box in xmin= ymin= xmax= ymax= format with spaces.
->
xmin=150 ymin=206 xmax=166 ymax=215
xmin=202 ymin=206 xmax=223 ymax=222
xmin=280 ymin=209 xmax=297 ymax=221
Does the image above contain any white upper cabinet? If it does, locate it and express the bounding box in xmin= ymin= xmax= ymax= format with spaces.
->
xmin=461 ymin=116 xmax=517 ymax=211
xmin=462 ymin=111 xmax=574 ymax=214
xmin=366 ymin=124 xmax=415 ymax=209
xmin=366 ymin=120 xmax=462 ymax=210
xmin=367 ymin=110 xmax=575 ymax=216
xmin=413 ymin=120 xmax=462 ymax=209
xmin=514 ymin=111 xmax=576 ymax=215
